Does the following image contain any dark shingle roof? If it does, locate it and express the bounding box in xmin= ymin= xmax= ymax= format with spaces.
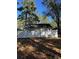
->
xmin=24 ymin=23 xmax=53 ymax=29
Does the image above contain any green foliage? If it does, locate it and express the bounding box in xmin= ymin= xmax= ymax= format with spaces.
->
xmin=17 ymin=0 xmax=39 ymax=24
xmin=25 ymin=1 xmax=39 ymax=24
xmin=38 ymin=15 xmax=49 ymax=23
xmin=17 ymin=19 xmax=25 ymax=30
xmin=50 ymin=20 xmax=57 ymax=28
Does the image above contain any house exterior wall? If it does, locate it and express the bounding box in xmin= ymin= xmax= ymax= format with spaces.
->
xmin=17 ymin=28 xmax=58 ymax=38
xmin=29 ymin=28 xmax=58 ymax=38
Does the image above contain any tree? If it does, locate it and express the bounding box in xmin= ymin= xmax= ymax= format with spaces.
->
xmin=50 ymin=19 xmax=57 ymax=29
xmin=17 ymin=19 xmax=25 ymax=30
xmin=17 ymin=0 xmax=39 ymax=25
xmin=42 ymin=0 xmax=61 ymax=37
xmin=23 ymin=0 xmax=40 ymax=24
xmin=38 ymin=15 xmax=49 ymax=23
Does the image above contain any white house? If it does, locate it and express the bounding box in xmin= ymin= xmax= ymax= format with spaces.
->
xmin=17 ymin=23 xmax=58 ymax=38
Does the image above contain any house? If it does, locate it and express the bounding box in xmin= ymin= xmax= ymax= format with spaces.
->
xmin=17 ymin=23 xmax=58 ymax=38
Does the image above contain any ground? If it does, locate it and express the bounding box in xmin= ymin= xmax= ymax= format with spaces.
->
xmin=17 ymin=38 xmax=61 ymax=59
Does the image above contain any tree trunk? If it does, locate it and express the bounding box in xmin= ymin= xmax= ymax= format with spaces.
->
xmin=57 ymin=17 xmax=61 ymax=38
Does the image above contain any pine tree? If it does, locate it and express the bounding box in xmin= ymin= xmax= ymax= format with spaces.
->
xmin=17 ymin=0 xmax=39 ymax=24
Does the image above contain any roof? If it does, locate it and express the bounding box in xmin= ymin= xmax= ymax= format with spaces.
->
xmin=24 ymin=23 xmax=53 ymax=29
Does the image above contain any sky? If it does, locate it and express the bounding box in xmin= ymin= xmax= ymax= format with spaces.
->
xmin=34 ymin=0 xmax=53 ymax=22
xmin=17 ymin=0 xmax=61 ymax=22
xmin=17 ymin=0 xmax=23 ymax=17
xmin=34 ymin=0 xmax=47 ymax=15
